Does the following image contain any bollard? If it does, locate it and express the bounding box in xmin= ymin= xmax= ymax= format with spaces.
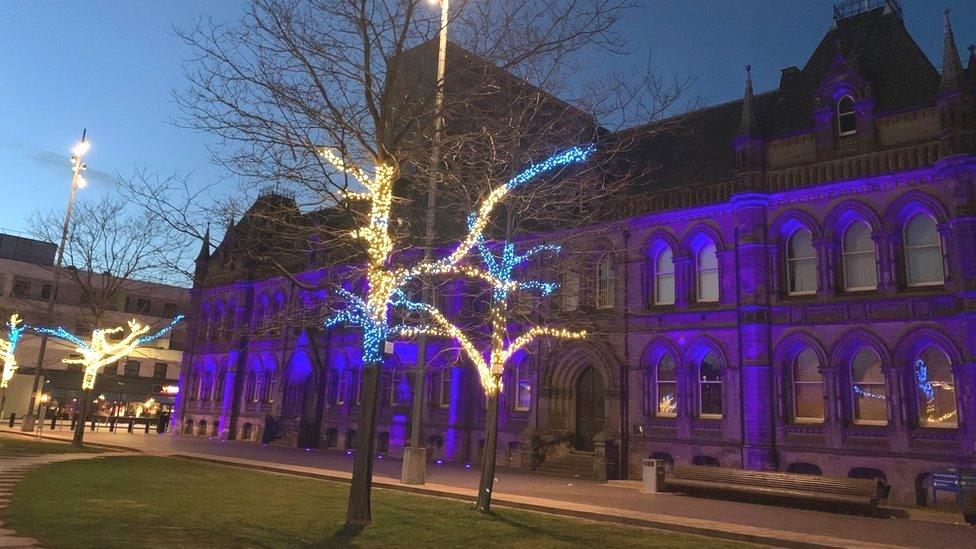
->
xmin=8 ymin=412 xmax=14 ymax=428
xmin=144 ymin=420 xmax=150 ymax=434
xmin=127 ymin=419 xmax=134 ymax=433
xmin=50 ymin=416 xmax=56 ymax=430
xmin=109 ymin=417 xmax=116 ymax=432
xmin=90 ymin=417 xmax=96 ymax=431
xmin=70 ymin=416 xmax=77 ymax=430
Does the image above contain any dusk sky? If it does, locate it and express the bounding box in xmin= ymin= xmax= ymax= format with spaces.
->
xmin=1 ymin=0 xmax=973 ymax=237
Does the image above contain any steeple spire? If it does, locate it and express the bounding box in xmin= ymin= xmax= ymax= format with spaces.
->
xmin=738 ymin=65 xmax=759 ymax=137
xmin=940 ymin=8 xmax=964 ymax=93
xmin=196 ymin=223 xmax=211 ymax=262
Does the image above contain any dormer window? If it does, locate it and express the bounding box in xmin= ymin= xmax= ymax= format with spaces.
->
xmin=836 ymin=95 xmax=856 ymax=136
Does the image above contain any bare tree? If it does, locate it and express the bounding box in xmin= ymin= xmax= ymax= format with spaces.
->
xmin=117 ymin=0 xmax=691 ymax=528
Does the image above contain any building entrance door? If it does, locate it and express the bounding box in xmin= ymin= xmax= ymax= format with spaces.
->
xmin=574 ymin=366 xmax=605 ymax=451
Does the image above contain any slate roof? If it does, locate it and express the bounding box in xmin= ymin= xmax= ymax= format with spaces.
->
xmin=623 ymin=6 xmax=943 ymax=195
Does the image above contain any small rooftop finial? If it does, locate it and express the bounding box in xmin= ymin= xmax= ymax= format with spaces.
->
xmin=940 ymin=7 xmax=964 ymax=92
xmin=738 ymin=64 xmax=759 ymax=138
xmin=968 ymin=44 xmax=976 ymax=69
xmin=196 ymin=223 xmax=212 ymax=262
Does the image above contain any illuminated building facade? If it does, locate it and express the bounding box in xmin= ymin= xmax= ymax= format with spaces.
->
xmin=178 ymin=2 xmax=976 ymax=504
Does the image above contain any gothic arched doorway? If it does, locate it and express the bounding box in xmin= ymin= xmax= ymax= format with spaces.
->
xmin=574 ymin=366 xmax=605 ymax=451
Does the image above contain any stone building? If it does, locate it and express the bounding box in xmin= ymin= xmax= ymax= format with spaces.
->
xmin=177 ymin=1 xmax=976 ymax=505
xmin=0 ymin=233 xmax=189 ymax=419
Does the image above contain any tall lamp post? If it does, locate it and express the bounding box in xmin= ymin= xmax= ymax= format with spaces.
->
xmin=402 ymin=0 xmax=450 ymax=485
xmin=22 ymin=130 xmax=89 ymax=432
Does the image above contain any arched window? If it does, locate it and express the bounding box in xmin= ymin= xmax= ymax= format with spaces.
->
xmin=596 ymin=254 xmax=615 ymax=309
xmin=655 ymin=354 xmax=677 ymax=417
xmin=653 ymin=247 xmax=675 ymax=305
xmin=437 ymin=368 xmax=452 ymax=408
xmin=336 ymin=372 xmax=349 ymax=405
xmin=851 ymin=347 xmax=887 ymax=424
xmin=842 ymin=221 xmax=877 ymax=291
xmin=698 ymin=351 xmax=722 ymax=418
xmin=200 ymin=371 xmax=214 ymax=402
xmin=904 ymin=214 xmax=944 ymax=287
xmin=261 ymin=370 xmax=275 ymax=403
xmin=696 ymin=241 xmax=719 ymax=303
xmin=245 ymin=371 xmax=258 ymax=403
xmin=837 ymin=95 xmax=856 ymax=136
xmin=914 ymin=347 xmax=957 ymax=428
xmin=254 ymin=294 xmax=270 ymax=333
xmin=792 ymin=347 xmax=824 ymax=422
xmin=214 ymin=368 xmax=226 ymax=403
xmin=787 ymin=229 xmax=817 ymax=295
xmin=514 ymin=364 xmax=532 ymax=412
xmin=561 ymin=270 xmax=580 ymax=312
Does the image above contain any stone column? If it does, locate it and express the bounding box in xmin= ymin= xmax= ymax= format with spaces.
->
xmin=733 ymin=194 xmax=776 ymax=470
xmin=674 ymin=255 xmax=692 ymax=308
xmin=821 ymin=366 xmax=844 ymax=448
xmin=872 ymin=231 xmax=897 ymax=293
xmin=813 ymin=238 xmax=837 ymax=298
xmin=952 ymin=362 xmax=976 ymax=459
xmin=884 ymin=366 xmax=909 ymax=452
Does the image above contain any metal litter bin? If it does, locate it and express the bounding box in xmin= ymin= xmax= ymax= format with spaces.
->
xmin=642 ymin=459 xmax=666 ymax=493
xmin=961 ymin=469 xmax=976 ymax=527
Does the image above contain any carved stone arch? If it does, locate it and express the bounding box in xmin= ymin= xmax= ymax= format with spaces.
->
xmin=830 ymin=329 xmax=892 ymax=369
xmin=773 ymin=331 xmax=829 ymax=372
xmin=893 ymin=327 xmax=963 ymax=370
xmin=641 ymin=229 xmax=679 ymax=260
xmin=641 ymin=336 xmax=683 ymax=370
xmin=544 ymin=341 xmax=618 ymax=392
xmin=683 ymin=334 xmax=729 ymax=371
xmin=814 ymin=52 xmax=871 ymax=109
xmin=680 ymin=222 xmax=725 ymax=256
xmin=881 ymin=190 xmax=950 ymax=234
xmin=768 ymin=208 xmax=824 ymax=244
xmin=823 ymin=199 xmax=882 ymax=239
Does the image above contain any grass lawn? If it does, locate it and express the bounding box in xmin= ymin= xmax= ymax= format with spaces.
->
xmin=0 ymin=435 xmax=103 ymax=456
xmin=3 ymin=456 xmax=751 ymax=548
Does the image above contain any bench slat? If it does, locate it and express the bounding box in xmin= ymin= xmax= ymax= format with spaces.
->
xmin=667 ymin=465 xmax=885 ymax=506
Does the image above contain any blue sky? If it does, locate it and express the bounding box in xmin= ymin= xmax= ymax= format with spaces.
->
xmin=1 ymin=0 xmax=973 ymax=236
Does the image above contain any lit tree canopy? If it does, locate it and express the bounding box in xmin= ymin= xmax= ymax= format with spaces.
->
xmin=0 ymin=315 xmax=26 ymax=389
xmin=323 ymin=145 xmax=594 ymax=365
xmin=32 ymin=315 xmax=184 ymax=391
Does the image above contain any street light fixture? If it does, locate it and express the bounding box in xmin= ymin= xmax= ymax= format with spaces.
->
xmin=23 ymin=131 xmax=89 ymax=433
xmin=404 ymin=0 xmax=450 ymax=486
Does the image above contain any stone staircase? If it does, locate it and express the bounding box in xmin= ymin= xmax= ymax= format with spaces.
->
xmin=534 ymin=449 xmax=598 ymax=480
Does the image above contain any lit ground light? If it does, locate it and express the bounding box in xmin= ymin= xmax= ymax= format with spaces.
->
xmin=3 ymin=456 xmax=752 ymax=548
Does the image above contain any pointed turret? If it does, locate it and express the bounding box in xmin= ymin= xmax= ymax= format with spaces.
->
xmin=738 ymin=65 xmax=760 ymax=138
xmin=193 ymin=224 xmax=212 ymax=287
xmin=968 ymin=44 xmax=976 ymax=71
xmin=733 ymin=65 xmax=764 ymax=188
xmin=940 ymin=8 xmax=964 ymax=93
xmin=196 ymin=224 xmax=212 ymax=262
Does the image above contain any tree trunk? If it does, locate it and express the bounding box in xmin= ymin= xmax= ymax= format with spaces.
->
xmin=345 ymin=359 xmax=382 ymax=527
xmin=476 ymin=381 xmax=501 ymax=513
xmin=73 ymin=388 xmax=92 ymax=447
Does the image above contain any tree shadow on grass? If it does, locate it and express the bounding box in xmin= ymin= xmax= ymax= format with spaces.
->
xmin=317 ymin=522 xmax=366 ymax=547
xmin=474 ymin=507 xmax=586 ymax=545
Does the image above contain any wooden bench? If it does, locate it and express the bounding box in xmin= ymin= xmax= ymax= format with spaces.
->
xmin=666 ymin=465 xmax=889 ymax=514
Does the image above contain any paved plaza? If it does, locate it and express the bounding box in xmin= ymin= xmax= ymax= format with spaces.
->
xmin=5 ymin=427 xmax=973 ymax=548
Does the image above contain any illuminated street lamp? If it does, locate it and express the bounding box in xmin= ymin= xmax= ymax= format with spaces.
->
xmin=404 ymin=0 xmax=450 ymax=486
xmin=23 ymin=130 xmax=90 ymax=432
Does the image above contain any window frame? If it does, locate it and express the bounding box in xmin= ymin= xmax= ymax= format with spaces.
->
xmin=696 ymin=241 xmax=719 ymax=303
xmin=514 ymin=364 xmax=532 ymax=412
xmin=850 ymin=347 xmax=888 ymax=426
xmin=655 ymin=354 xmax=678 ymax=418
xmin=438 ymin=368 xmax=452 ymax=408
xmin=791 ymin=347 xmax=825 ymax=423
xmin=903 ymin=213 xmax=945 ymax=288
xmin=697 ymin=352 xmax=723 ymax=419
xmin=841 ymin=221 xmax=878 ymax=292
xmin=786 ymin=229 xmax=818 ymax=296
xmin=914 ymin=347 xmax=957 ymax=429
xmin=836 ymin=95 xmax=857 ymax=137
xmin=595 ymin=254 xmax=615 ymax=310
xmin=652 ymin=247 xmax=676 ymax=306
